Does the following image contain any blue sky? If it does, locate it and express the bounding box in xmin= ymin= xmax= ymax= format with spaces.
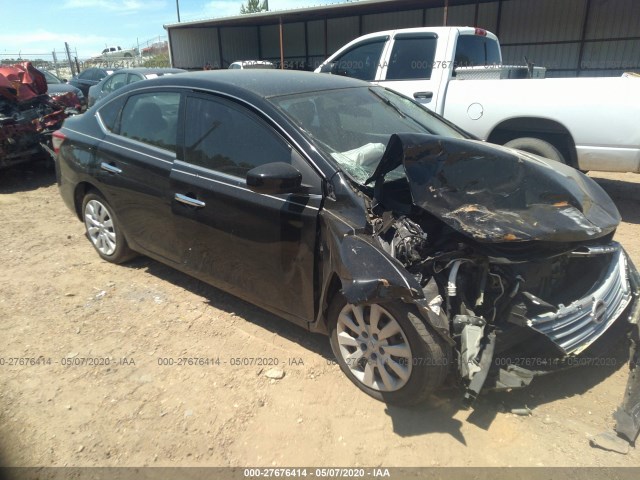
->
xmin=1 ymin=0 xmax=348 ymax=59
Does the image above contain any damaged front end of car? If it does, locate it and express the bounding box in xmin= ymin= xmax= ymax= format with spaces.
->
xmin=319 ymin=133 xmax=640 ymax=406
xmin=0 ymin=62 xmax=79 ymax=169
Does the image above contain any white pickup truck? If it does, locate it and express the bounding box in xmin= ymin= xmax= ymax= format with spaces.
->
xmin=316 ymin=27 xmax=640 ymax=173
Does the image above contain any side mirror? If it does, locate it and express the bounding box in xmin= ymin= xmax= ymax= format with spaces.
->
xmin=246 ymin=162 xmax=302 ymax=195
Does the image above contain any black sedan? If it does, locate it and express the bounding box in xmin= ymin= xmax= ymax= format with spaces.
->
xmin=87 ymin=67 xmax=186 ymax=107
xmin=53 ymin=71 xmax=640 ymax=406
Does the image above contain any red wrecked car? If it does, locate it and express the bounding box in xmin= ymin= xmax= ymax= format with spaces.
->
xmin=0 ymin=62 xmax=80 ymax=169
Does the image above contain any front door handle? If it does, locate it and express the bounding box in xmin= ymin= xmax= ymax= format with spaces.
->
xmin=413 ymin=91 xmax=433 ymax=100
xmin=100 ymin=162 xmax=122 ymax=174
xmin=175 ymin=193 xmax=206 ymax=208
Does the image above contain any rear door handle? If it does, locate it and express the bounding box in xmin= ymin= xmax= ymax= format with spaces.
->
xmin=413 ymin=91 xmax=433 ymax=100
xmin=100 ymin=162 xmax=122 ymax=174
xmin=175 ymin=193 xmax=206 ymax=208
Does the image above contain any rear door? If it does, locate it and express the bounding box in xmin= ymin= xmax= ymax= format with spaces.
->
xmin=378 ymin=32 xmax=443 ymax=110
xmin=169 ymin=93 xmax=323 ymax=323
xmin=94 ymin=89 xmax=183 ymax=263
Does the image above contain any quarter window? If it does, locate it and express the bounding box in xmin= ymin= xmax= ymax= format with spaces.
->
xmin=97 ymin=95 xmax=126 ymax=132
xmin=183 ymin=96 xmax=293 ymax=177
xmin=119 ymin=92 xmax=180 ymax=152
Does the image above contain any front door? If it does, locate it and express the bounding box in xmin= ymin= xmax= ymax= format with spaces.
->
xmin=169 ymin=93 xmax=323 ymax=324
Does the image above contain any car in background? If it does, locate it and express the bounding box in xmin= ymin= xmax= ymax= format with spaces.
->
xmin=38 ymin=69 xmax=86 ymax=109
xmin=87 ymin=68 xmax=185 ymax=107
xmin=228 ymin=60 xmax=275 ymax=70
xmin=54 ymin=70 xmax=639 ymax=407
xmin=69 ymin=67 xmax=115 ymax=97
xmin=95 ymin=46 xmax=138 ymax=60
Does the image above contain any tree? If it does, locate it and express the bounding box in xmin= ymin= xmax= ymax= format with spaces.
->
xmin=240 ymin=0 xmax=268 ymax=14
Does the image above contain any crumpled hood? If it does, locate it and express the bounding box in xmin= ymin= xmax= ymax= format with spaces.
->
xmin=365 ymin=133 xmax=620 ymax=243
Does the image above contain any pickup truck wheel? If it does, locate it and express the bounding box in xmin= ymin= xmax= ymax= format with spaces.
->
xmin=504 ymin=137 xmax=565 ymax=164
xmin=124 ymin=53 xmax=132 ymax=58
xmin=328 ymin=294 xmax=450 ymax=406
xmin=82 ymin=192 xmax=136 ymax=264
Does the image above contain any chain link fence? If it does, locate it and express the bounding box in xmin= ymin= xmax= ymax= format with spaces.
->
xmin=0 ymin=36 xmax=169 ymax=80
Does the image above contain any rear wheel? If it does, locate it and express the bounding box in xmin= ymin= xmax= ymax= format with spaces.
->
xmin=504 ymin=137 xmax=565 ymax=164
xmin=328 ymin=294 xmax=450 ymax=405
xmin=82 ymin=192 xmax=135 ymax=264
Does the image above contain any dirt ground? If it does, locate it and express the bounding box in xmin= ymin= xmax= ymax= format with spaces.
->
xmin=0 ymin=163 xmax=639 ymax=468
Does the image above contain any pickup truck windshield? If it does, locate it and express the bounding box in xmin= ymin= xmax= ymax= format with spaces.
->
xmin=272 ymin=86 xmax=466 ymax=184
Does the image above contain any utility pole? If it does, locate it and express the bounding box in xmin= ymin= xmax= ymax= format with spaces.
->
xmin=176 ymin=0 xmax=181 ymax=22
xmin=64 ymin=42 xmax=75 ymax=77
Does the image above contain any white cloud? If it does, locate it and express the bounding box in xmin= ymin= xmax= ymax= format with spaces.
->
xmin=0 ymin=29 xmax=111 ymax=57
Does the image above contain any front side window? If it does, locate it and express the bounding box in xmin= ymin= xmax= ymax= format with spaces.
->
xmin=386 ymin=34 xmax=437 ymax=80
xmin=333 ymin=38 xmax=387 ymax=81
xmin=79 ymin=69 xmax=94 ymax=80
xmin=119 ymin=92 xmax=180 ymax=152
xmin=183 ymin=96 xmax=293 ymax=177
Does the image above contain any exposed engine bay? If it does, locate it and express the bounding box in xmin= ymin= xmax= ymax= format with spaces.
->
xmin=357 ymin=133 xmax=640 ymax=405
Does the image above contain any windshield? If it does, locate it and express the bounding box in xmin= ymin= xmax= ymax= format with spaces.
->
xmin=40 ymin=70 xmax=62 ymax=84
xmin=271 ymin=86 xmax=467 ymax=184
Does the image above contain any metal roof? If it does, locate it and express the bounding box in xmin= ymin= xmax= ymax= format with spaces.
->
xmin=164 ymin=0 xmax=492 ymax=29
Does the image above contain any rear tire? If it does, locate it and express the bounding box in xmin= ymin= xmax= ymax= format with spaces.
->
xmin=328 ymin=294 xmax=450 ymax=406
xmin=82 ymin=192 xmax=136 ymax=264
xmin=504 ymin=137 xmax=565 ymax=164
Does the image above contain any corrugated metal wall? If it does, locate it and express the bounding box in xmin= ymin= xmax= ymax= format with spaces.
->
xmin=168 ymin=0 xmax=640 ymax=76
xmin=170 ymin=27 xmax=221 ymax=69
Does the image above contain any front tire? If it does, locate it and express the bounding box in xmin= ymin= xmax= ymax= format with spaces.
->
xmin=328 ymin=294 xmax=450 ymax=406
xmin=82 ymin=192 xmax=135 ymax=264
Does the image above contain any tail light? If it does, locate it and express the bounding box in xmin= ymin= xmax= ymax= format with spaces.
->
xmin=52 ymin=130 xmax=66 ymax=155
xmin=475 ymin=28 xmax=488 ymax=36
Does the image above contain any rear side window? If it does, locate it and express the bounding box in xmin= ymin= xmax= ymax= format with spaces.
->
xmin=95 ymin=70 xmax=109 ymax=81
xmin=119 ymin=92 xmax=181 ymax=152
xmin=102 ymin=73 xmax=127 ymax=94
xmin=333 ymin=38 xmax=387 ymax=81
xmin=183 ymin=96 xmax=292 ymax=177
xmin=386 ymin=34 xmax=437 ymax=80
xmin=454 ymin=35 xmax=501 ymax=68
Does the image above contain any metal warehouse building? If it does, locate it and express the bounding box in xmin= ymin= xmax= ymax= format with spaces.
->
xmin=165 ymin=0 xmax=640 ymax=77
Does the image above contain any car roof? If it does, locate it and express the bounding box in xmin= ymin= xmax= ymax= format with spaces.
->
xmin=111 ymin=68 xmax=186 ymax=75
xmin=128 ymin=70 xmax=368 ymax=98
